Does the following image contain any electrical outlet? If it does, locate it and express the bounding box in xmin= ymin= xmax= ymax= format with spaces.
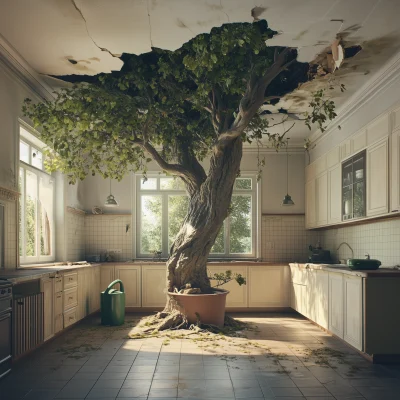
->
xmin=108 ymin=249 xmax=122 ymax=254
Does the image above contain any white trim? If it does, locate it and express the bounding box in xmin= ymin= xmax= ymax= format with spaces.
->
xmin=0 ymin=34 xmax=54 ymax=101
xmin=309 ymin=51 xmax=400 ymax=146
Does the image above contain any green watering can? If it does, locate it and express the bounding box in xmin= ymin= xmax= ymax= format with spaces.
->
xmin=101 ymin=279 xmax=125 ymax=326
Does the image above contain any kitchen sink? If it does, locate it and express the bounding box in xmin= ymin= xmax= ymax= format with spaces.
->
xmin=347 ymin=259 xmax=381 ymax=270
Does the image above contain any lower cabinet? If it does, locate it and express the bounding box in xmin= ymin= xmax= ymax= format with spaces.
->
xmin=100 ymin=264 xmax=115 ymax=292
xmin=142 ymin=265 xmax=167 ymax=307
xmin=343 ymin=275 xmax=363 ymax=351
xmin=308 ymin=269 xmax=329 ymax=329
xmin=115 ymin=265 xmax=141 ymax=307
xmin=328 ymin=273 xmax=344 ymax=338
xmin=41 ymin=276 xmax=55 ymax=341
xmin=248 ymin=265 xmax=289 ymax=307
xmin=292 ymin=283 xmax=307 ymax=316
xmin=208 ymin=265 xmax=248 ymax=308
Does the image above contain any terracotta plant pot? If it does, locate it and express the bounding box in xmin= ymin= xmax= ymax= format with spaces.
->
xmin=168 ymin=289 xmax=229 ymax=327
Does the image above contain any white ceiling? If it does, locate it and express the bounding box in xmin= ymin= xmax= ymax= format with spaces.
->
xmin=1 ymin=0 xmax=400 ymax=143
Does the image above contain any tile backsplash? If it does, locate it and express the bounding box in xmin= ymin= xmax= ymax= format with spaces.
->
xmin=261 ymin=215 xmax=318 ymax=263
xmin=321 ymin=218 xmax=400 ymax=267
xmin=84 ymin=215 xmax=132 ymax=262
xmin=66 ymin=209 xmax=85 ymax=262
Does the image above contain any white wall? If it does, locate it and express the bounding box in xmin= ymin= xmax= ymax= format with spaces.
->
xmin=80 ymin=151 xmax=306 ymax=215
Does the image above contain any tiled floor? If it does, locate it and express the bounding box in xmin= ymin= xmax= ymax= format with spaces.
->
xmin=1 ymin=312 xmax=400 ymax=400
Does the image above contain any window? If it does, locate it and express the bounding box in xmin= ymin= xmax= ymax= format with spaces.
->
xmin=19 ymin=126 xmax=55 ymax=264
xmin=136 ymin=175 xmax=257 ymax=258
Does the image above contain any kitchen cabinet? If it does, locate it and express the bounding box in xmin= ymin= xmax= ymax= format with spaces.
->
xmin=292 ymin=283 xmax=307 ymax=316
xmin=100 ymin=264 xmax=115 ymax=292
xmin=367 ymin=138 xmax=388 ymax=216
xmin=54 ymin=274 xmax=63 ymax=334
xmin=305 ymin=179 xmax=316 ymax=228
xmin=41 ymin=276 xmax=54 ymax=341
xmin=115 ymin=265 xmax=141 ymax=307
xmin=142 ymin=265 xmax=167 ymax=308
xmin=307 ymin=269 xmax=329 ymax=329
xmin=343 ymin=275 xmax=363 ymax=351
xmin=248 ymin=265 xmax=289 ymax=307
xmin=316 ymin=172 xmax=328 ymax=226
xmin=328 ymin=164 xmax=341 ymax=224
xmin=390 ymin=129 xmax=400 ymax=212
xmin=208 ymin=265 xmax=248 ymax=308
xmin=328 ymin=273 xmax=344 ymax=338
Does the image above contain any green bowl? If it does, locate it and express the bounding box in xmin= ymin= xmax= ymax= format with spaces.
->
xmin=347 ymin=259 xmax=381 ymax=270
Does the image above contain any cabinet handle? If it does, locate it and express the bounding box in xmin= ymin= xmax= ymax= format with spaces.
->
xmin=69 ymin=278 xmax=73 ymax=281
xmin=57 ymin=295 xmax=62 ymax=298
xmin=69 ymin=316 xmax=74 ymax=320
xmin=68 ymin=296 xmax=73 ymax=300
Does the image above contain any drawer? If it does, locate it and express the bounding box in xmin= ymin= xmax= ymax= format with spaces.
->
xmin=290 ymin=265 xmax=308 ymax=285
xmin=55 ymin=314 xmax=63 ymax=333
xmin=64 ymin=287 xmax=78 ymax=311
xmin=64 ymin=307 xmax=78 ymax=328
xmin=55 ymin=276 xmax=63 ymax=293
xmin=64 ymin=272 xmax=78 ymax=289
xmin=55 ymin=291 xmax=63 ymax=315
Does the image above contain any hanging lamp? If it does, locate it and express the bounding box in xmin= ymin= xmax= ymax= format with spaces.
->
xmin=282 ymin=138 xmax=295 ymax=206
xmin=104 ymin=178 xmax=119 ymax=207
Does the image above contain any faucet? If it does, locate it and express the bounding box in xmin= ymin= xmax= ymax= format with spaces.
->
xmin=365 ymin=253 xmax=370 ymax=260
xmin=336 ymin=242 xmax=354 ymax=261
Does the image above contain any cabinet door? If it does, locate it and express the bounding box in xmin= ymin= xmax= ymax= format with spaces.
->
xmin=142 ymin=265 xmax=167 ymax=307
xmin=367 ymin=138 xmax=388 ymax=216
xmin=305 ymin=179 xmax=316 ymax=228
xmin=343 ymin=276 xmax=363 ymax=351
xmin=328 ymin=165 xmax=341 ymax=224
xmin=329 ymin=273 xmax=344 ymax=338
xmin=316 ymin=172 xmax=328 ymax=226
xmin=100 ymin=265 xmax=115 ymax=292
xmin=90 ymin=267 xmax=101 ymax=313
xmin=208 ymin=265 xmax=248 ymax=308
xmin=115 ymin=265 xmax=141 ymax=307
xmin=314 ymin=271 xmax=329 ymax=329
xmin=41 ymin=277 xmax=54 ymax=341
xmin=292 ymin=283 xmax=307 ymax=316
xmin=391 ymin=129 xmax=400 ymax=212
xmin=248 ymin=265 xmax=289 ymax=307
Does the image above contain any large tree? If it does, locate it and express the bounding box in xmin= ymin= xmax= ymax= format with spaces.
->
xmin=24 ymin=21 xmax=336 ymax=298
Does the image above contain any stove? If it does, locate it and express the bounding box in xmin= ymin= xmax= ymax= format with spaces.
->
xmin=0 ymin=278 xmax=12 ymax=380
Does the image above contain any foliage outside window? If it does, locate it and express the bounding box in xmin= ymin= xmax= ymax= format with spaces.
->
xmin=136 ymin=175 xmax=256 ymax=259
xmin=19 ymin=128 xmax=55 ymax=264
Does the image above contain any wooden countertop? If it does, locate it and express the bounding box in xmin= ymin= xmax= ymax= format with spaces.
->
xmin=290 ymin=263 xmax=400 ymax=278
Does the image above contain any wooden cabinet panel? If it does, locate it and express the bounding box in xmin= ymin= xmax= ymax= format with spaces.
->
xmin=208 ymin=265 xmax=248 ymax=308
xmin=41 ymin=277 xmax=54 ymax=342
xmin=390 ymin=129 xmax=400 ymax=212
xmin=292 ymin=283 xmax=307 ymax=316
xmin=55 ymin=314 xmax=63 ymax=334
xmin=367 ymin=138 xmax=388 ymax=216
xmin=115 ymin=265 xmax=141 ymax=307
xmin=351 ymin=130 xmax=367 ymax=154
xmin=142 ymin=265 xmax=167 ymax=307
xmin=316 ymin=172 xmax=328 ymax=226
xmin=54 ymin=291 xmax=63 ymax=315
xmin=55 ymin=275 xmax=63 ymax=293
xmin=100 ymin=265 xmax=115 ymax=292
xmin=343 ymin=275 xmax=363 ymax=351
xmin=329 ymin=273 xmax=344 ymax=338
xmin=248 ymin=265 xmax=289 ymax=307
xmin=64 ymin=287 xmax=78 ymax=311
xmin=313 ymin=271 xmax=329 ymax=329
xmin=305 ymin=179 xmax=316 ymax=228
xmin=290 ymin=265 xmax=308 ymax=285
xmin=326 ymin=146 xmax=340 ymax=169
xmin=64 ymin=307 xmax=78 ymax=328
xmin=90 ymin=267 xmax=101 ymax=313
xmin=367 ymin=114 xmax=389 ymax=146
xmin=340 ymin=140 xmax=351 ymax=161
xmin=328 ymin=165 xmax=341 ymax=224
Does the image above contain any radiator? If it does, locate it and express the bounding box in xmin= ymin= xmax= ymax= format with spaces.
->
xmin=12 ymin=293 xmax=44 ymax=358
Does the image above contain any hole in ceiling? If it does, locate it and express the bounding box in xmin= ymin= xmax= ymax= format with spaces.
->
xmin=344 ymin=45 xmax=362 ymax=58
xmin=68 ymin=58 xmax=78 ymax=65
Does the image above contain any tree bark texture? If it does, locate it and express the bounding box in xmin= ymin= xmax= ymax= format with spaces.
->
xmin=166 ymin=137 xmax=243 ymax=293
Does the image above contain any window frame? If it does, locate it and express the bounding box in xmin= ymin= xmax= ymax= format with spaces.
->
xmin=134 ymin=173 xmax=259 ymax=259
xmin=19 ymin=127 xmax=55 ymax=265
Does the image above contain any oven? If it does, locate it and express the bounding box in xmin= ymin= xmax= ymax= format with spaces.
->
xmin=0 ymin=279 xmax=12 ymax=380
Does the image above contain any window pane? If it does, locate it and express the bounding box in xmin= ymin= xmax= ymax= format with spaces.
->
xmin=140 ymin=195 xmax=162 ymax=254
xmin=31 ymin=148 xmax=43 ymax=170
xmin=20 ymin=141 xmax=29 ymax=163
xmin=235 ymin=178 xmax=252 ymax=190
xmin=160 ymin=177 xmax=185 ymax=190
xmin=26 ymin=170 xmax=37 ymax=256
xmin=140 ymin=178 xmax=157 ymax=190
xmin=168 ymin=195 xmax=189 ymax=247
xmin=211 ymin=224 xmax=225 ymax=254
xmin=230 ymin=195 xmax=252 ymax=254
xmin=39 ymin=175 xmax=53 ymax=256
xmin=19 ymin=168 xmax=24 ymax=257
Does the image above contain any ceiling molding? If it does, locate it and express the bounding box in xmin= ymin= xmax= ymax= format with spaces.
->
xmin=243 ymin=146 xmax=305 ymax=155
xmin=309 ymin=50 xmax=400 ymax=146
xmin=0 ymin=34 xmax=55 ymax=101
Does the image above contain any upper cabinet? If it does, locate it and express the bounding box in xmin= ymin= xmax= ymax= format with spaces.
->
xmin=342 ymin=150 xmax=366 ymax=221
xmin=390 ymin=128 xmax=400 ymax=213
xmin=367 ymin=138 xmax=389 ymax=217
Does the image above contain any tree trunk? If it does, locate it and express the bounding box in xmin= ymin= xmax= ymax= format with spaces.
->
xmin=166 ymin=137 xmax=243 ymax=294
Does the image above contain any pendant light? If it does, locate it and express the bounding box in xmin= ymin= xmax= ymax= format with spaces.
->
xmin=282 ymin=138 xmax=295 ymax=206
xmin=104 ymin=178 xmax=119 ymax=207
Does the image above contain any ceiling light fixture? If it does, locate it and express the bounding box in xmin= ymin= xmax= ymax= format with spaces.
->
xmin=104 ymin=178 xmax=119 ymax=207
xmin=282 ymin=138 xmax=295 ymax=206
